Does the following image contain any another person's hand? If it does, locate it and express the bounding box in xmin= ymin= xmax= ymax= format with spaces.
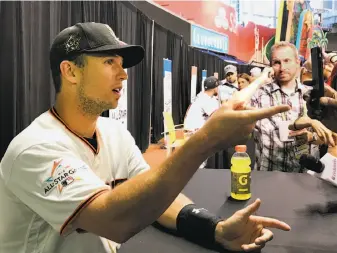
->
xmin=320 ymin=85 xmax=337 ymax=108
xmin=215 ymin=199 xmax=291 ymax=252
xmin=289 ymin=129 xmax=312 ymax=145
xmin=201 ymin=100 xmax=290 ymax=150
xmin=260 ymin=67 xmax=274 ymax=85
xmin=310 ymin=119 xmax=336 ymax=146
xmin=304 ymin=85 xmax=337 ymax=133
xmin=323 ymin=48 xmax=337 ymax=65
xmin=289 ymin=118 xmax=335 ymax=146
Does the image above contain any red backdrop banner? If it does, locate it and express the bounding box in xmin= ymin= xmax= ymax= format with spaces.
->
xmin=155 ymin=1 xmax=275 ymax=62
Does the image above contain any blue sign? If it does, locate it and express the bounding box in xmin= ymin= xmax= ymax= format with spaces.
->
xmin=191 ymin=24 xmax=229 ymax=54
xmin=202 ymin=70 xmax=207 ymax=80
xmin=163 ymin=58 xmax=172 ymax=77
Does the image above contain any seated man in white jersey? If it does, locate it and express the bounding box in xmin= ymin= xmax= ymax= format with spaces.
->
xmin=184 ymin=76 xmax=220 ymax=168
xmin=184 ymin=76 xmax=220 ymax=132
xmin=0 ymin=22 xmax=292 ymax=253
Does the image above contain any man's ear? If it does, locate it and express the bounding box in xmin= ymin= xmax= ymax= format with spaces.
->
xmin=59 ymin=60 xmax=80 ymax=85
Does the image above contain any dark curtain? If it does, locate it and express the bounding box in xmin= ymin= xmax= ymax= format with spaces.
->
xmin=117 ymin=3 xmax=152 ymax=153
xmin=167 ymin=31 xmax=183 ymax=125
xmin=151 ymin=23 xmax=168 ymax=143
xmin=151 ymin=24 xmax=194 ymax=143
xmin=0 ymin=1 xmax=151 ymax=158
xmin=0 ymin=1 xmax=58 ymax=158
xmin=188 ymin=48 xmax=226 ymax=94
xmin=180 ymin=41 xmax=191 ymax=124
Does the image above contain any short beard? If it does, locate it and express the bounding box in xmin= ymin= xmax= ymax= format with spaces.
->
xmin=77 ymin=83 xmax=113 ymax=117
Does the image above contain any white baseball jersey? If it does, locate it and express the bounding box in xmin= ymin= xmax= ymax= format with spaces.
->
xmin=184 ymin=92 xmax=219 ymax=131
xmin=0 ymin=108 xmax=150 ymax=253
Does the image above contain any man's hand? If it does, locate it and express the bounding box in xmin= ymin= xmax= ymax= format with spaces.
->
xmin=215 ymin=199 xmax=291 ymax=252
xmin=200 ymin=100 xmax=290 ymax=151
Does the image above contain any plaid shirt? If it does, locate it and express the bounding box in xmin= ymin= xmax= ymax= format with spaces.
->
xmin=251 ymin=81 xmax=316 ymax=172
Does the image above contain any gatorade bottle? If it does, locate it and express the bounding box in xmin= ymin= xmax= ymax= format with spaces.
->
xmin=231 ymin=145 xmax=251 ymax=200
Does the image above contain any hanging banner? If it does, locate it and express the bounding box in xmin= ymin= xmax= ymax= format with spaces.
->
xmin=163 ymin=58 xmax=172 ymax=114
xmin=191 ymin=66 xmax=197 ymax=103
xmin=214 ymin=72 xmax=219 ymax=79
xmin=109 ymin=69 xmax=128 ymax=128
xmin=191 ymin=24 xmax=229 ymax=54
xmin=201 ymin=70 xmax=207 ymax=92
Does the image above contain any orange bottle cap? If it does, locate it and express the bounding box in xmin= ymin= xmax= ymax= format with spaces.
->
xmin=235 ymin=145 xmax=247 ymax=152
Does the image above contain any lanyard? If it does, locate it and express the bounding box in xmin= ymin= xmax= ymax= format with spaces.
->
xmin=271 ymin=85 xmax=305 ymax=120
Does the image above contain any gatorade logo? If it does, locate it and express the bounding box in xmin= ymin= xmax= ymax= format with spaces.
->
xmin=239 ymin=175 xmax=248 ymax=185
xmin=231 ymin=172 xmax=251 ymax=195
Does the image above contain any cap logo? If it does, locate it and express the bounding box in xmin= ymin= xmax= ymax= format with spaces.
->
xmin=105 ymin=24 xmax=117 ymax=39
xmin=64 ymin=34 xmax=81 ymax=54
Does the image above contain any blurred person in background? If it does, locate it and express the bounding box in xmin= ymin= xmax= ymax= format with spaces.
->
xmin=249 ymin=67 xmax=262 ymax=81
xmin=184 ymin=76 xmax=220 ymax=168
xmin=184 ymin=76 xmax=220 ymax=133
xmin=237 ymin=73 xmax=251 ymax=90
xmin=219 ymin=65 xmax=239 ymax=103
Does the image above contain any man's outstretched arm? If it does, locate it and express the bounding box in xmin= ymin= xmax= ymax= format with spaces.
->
xmin=73 ymin=102 xmax=290 ymax=245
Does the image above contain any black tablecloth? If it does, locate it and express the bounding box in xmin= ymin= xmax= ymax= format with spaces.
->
xmin=119 ymin=169 xmax=337 ymax=253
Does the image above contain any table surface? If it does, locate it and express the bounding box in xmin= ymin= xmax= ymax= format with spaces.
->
xmin=119 ymin=169 xmax=337 ymax=253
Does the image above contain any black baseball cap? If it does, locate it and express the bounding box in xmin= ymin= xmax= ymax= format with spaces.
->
xmin=204 ymin=76 xmax=220 ymax=91
xmin=50 ymin=22 xmax=145 ymax=71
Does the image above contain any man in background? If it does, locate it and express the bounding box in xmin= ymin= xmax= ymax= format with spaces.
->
xmin=184 ymin=76 xmax=219 ymax=132
xmin=219 ymin=65 xmax=239 ymax=103
xmin=184 ymin=76 xmax=220 ymax=168
xmin=251 ymin=42 xmax=333 ymax=172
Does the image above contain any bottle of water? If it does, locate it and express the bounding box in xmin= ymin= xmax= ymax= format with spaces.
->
xmin=231 ymin=145 xmax=251 ymax=200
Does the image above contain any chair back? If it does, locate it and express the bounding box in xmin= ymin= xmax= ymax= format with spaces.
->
xmin=163 ymin=112 xmax=176 ymax=145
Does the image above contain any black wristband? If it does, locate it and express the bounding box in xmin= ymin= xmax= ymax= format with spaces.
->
xmin=176 ymin=204 xmax=224 ymax=247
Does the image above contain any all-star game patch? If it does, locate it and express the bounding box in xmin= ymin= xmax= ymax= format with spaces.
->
xmin=43 ymin=159 xmax=87 ymax=195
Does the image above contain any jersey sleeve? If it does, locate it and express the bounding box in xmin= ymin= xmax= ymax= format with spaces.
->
xmin=125 ymin=131 xmax=150 ymax=178
xmin=1 ymin=143 xmax=110 ymax=235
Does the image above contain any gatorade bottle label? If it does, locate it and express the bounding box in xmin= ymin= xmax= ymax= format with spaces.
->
xmin=231 ymin=172 xmax=251 ymax=194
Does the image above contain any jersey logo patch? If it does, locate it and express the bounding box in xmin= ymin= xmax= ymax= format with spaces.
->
xmin=43 ymin=159 xmax=86 ymax=195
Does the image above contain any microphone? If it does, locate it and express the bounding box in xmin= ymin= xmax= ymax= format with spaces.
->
xmin=299 ymin=154 xmax=325 ymax=173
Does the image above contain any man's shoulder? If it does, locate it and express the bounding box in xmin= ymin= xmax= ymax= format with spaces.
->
xmin=2 ymin=112 xmax=70 ymax=161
